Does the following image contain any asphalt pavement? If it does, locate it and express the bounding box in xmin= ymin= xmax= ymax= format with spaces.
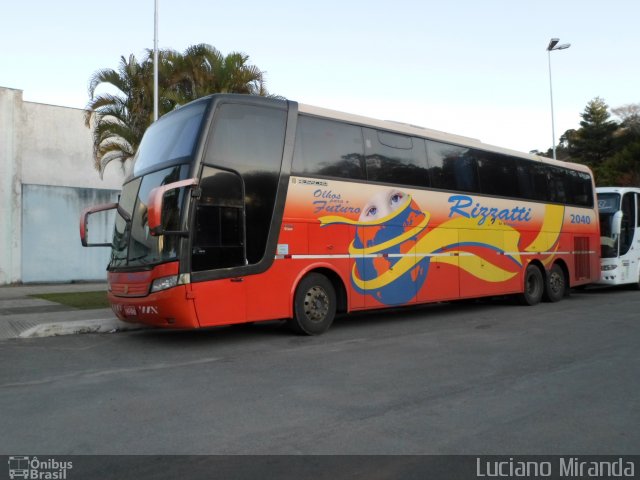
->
xmin=2 ymin=287 xmax=639 ymax=455
xmin=0 ymin=282 xmax=143 ymax=339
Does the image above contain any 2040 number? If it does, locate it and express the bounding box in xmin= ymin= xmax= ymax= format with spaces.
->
xmin=570 ymin=214 xmax=591 ymax=224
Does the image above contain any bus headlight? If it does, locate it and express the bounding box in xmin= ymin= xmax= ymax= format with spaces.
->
xmin=151 ymin=275 xmax=178 ymax=293
xmin=601 ymin=265 xmax=618 ymax=271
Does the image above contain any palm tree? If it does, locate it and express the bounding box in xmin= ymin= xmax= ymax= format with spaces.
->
xmin=85 ymin=44 xmax=270 ymax=176
xmin=85 ymin=53 xmax=157 ymax=175
xmin=168 ymin=44 xmax=267 ymax=101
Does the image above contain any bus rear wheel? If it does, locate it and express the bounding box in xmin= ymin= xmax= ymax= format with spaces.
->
xmin=289 ymin=273 xmax=336 ymax=335
xmin=543 ymin=263 xmax=566 ymax=302
xmin=517 ymin=264 xmax=543 ymax=306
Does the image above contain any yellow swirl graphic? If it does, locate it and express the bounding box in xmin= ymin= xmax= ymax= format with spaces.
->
xmin=320 ymin=197 xmax=565 ymax=296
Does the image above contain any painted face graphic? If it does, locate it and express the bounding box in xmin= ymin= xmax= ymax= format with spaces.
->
xmin=359 ymin=189 xmax=406 ymax=222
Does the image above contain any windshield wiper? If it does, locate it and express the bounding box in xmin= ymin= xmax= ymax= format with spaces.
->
xmin=126 ymin=254 xmax=157 ymax=265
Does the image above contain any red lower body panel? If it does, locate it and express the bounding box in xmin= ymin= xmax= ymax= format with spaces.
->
xmin=108 ymin=263 xmax=199 ymax=329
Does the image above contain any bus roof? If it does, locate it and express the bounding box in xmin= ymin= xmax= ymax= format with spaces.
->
xmin=297 ymin=102 xmax=593 ymax=176
xmin=597 ymin=186 xmax=640 ymax=194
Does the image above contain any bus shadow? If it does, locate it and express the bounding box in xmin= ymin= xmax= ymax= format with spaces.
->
xmin=570 ymin=284 xmax=639 ymax=295
xmin=125 ymin=286 xmax=629 ymax=345
xmin=126 ymin=319 xmax=293 ymax=347
xmin=330 ymin=297 xmax=514 ymax=331
xmin=124 ymin=303 xmax=477 ymax=346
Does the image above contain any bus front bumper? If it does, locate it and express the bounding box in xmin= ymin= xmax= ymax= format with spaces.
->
xmin=109 ymin=287 xmax=198 ymax=329
xmin=108 ymin=264 xmax=200 ymax=329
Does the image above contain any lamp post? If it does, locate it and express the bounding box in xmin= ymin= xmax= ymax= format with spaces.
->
xmin=547 ymin=37 xmax=571 ymax=160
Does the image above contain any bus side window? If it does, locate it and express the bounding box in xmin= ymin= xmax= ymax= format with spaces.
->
xmin=530 ymin=163 xmax=551 ymax=202
xmin=452 ymin=151 xmax=480 ymax=193
xmin=476 ymin=151 xmax=518 ymax=197
xmin=292 ymin=116 xmax=365 ymax=179
xmin=516 ymin=161 xmax=535 ymax=201
xmin=363 ymin=128 xmax=429 ymax=188
xmin=547 ymin=167 xmax=567 ymax=204
xmin=567 ymin=170 xmax=593 ymax=207
xmin=426 ymin=140 xmax=465 ymax=191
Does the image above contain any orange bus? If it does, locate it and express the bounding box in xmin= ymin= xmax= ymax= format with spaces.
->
xmin=81 ymin=94 xmax=600 ymax=334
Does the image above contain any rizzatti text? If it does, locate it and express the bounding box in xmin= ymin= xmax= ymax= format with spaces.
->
xmin=448 ymin=195 xmax=532 ymax=226
xmin=476 ymin=457 xmax=635 ymax=477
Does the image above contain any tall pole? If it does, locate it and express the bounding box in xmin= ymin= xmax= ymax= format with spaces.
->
xmin=153 ymin=0 xmax=159 ymax=122
xmin=547 ymin=49 xmax=556 ymax=160
xmin=546 ymin=38 xmax=570 ymax=160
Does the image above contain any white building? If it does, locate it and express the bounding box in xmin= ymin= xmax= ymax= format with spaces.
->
xmin=0 ymin=86 xmax=126 ymax=284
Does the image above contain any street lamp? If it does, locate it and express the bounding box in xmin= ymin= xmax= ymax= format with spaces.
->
xmin=547 ymin=37 xmax=571 ymax=160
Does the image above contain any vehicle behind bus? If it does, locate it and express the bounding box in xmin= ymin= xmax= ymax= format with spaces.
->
xmin=597 ymin=187 xmax=640 ymax=288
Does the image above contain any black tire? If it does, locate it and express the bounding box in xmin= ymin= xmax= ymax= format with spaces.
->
xmin=517 ymin=264 xmax=544 ymax=306
xmin=289 ymin=273 xmax=336 ymax=335
xmin=543 ymin=263 xmax=566 ymax=302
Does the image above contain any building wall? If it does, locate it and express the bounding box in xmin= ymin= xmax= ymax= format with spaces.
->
xmin=20 ymin=101 xmax=125 ymax=188
xmin=22 ymin=185 xmax=119 ymax=282
xmin=0 ymin=88 xmax=23 ymax=284
xmin=0 ymin=86 xmax=126 ymax=284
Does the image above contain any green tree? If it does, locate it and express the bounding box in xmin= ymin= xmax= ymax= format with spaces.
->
xmin=612 ymin=103 xmax=640 ymax=138
xmin=599 ymin=141 xmax=640 ymax=186
xmin=537 ymin=98 xmax=640 ymax=186
xmin=564 ymin=97 xmax=618 ymax=169
xmin=85 ymin=44 xmax=269 ymax=175
xmin=600 ymin=102 xmax=640 ymax=185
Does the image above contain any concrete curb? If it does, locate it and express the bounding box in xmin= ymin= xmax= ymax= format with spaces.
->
xmin=18 ymin=318 xmax=148 ymax=338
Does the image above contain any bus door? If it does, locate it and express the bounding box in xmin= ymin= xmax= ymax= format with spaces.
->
xmin=619 ymin=191 xmax=638 ymax=282
xmin=190 ymin=166 xmax=247 ymax=326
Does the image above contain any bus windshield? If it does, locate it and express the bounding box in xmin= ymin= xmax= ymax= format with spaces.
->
xmin=108 ymin=99 xmax=210 ymax=269
xmin=110 ymin=164 xmax=190 ymax=269
xmin=132 ymin=99 xmax=208 ymax=176
xmin=598 ymin=192 xmax=620 ymax=258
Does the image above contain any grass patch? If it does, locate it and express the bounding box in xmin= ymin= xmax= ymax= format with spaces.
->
xmin=31 ymin=291 xmax=110 ymax=310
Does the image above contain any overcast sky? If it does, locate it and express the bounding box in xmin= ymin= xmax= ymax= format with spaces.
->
xmin=2 ymin=0 xmax=639 ymax=153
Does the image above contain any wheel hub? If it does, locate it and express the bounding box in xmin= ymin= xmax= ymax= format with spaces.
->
xmin=550 ymin=272 xmax=564 ymax=293
xmin=304 ymin=286 xmax=329 ymax=323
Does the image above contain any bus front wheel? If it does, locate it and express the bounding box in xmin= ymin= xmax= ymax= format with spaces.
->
xmin=289 ymin=273 xmax=337 ymax=335
xmin=517 ymin=265 xmax=544 ymax=306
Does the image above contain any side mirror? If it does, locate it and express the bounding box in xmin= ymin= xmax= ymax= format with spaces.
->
xmin=147 ymin=178 xmax=198 ymax=236
xmin=80 ymin=203 xmax=118 ymax=247
xmin=612 ymin=211 xmax=623 ymax=236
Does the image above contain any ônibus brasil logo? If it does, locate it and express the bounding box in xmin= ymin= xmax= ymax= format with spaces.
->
xmin=8 ymin=456 xmax=72 ymax=479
